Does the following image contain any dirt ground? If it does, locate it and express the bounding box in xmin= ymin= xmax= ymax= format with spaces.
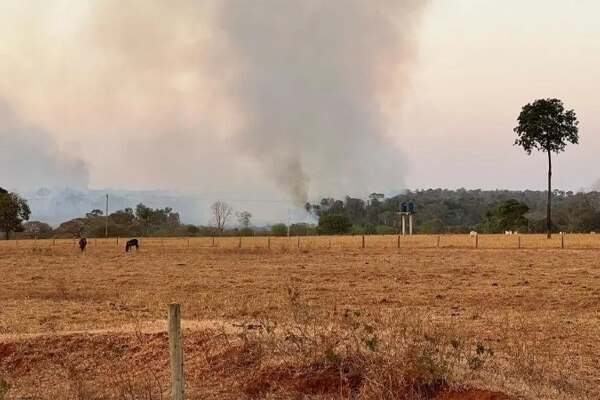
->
xmin=0 ymin=240 xmax=599 ymax=399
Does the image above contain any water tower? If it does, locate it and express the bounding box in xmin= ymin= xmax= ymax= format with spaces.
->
xmin=399 ymin=199 xmax=416 ymax=236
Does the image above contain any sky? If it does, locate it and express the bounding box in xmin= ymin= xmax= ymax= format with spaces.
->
xmin=1 ymin=0 xmax=599 ymax=222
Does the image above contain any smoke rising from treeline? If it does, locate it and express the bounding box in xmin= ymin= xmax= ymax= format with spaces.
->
xmin=0 ymin=1 xmax=426 ymax=203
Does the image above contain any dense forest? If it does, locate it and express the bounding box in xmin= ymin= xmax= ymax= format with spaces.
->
xmin=307 ymin=189 xmax=600 ymax=234
xmin=3 ymin=188 xmax=600 ymax=239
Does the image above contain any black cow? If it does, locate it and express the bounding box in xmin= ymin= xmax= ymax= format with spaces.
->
xmin=125 ymin=239 xmax=139 ymax=252
xmin=79 ymin=238 xmax=87 ymax=252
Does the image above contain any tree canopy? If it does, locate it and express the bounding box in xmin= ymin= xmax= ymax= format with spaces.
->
xmin=514 ymin=98 xmax=579 ymax=154
xmin=0 ymin=188 xmax=31 ymax=239
xmin=514 ymin=98 xmax=579 ymax=238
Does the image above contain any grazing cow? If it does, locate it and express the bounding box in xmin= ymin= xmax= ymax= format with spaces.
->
xmin=79 ymin=238 xmax=87 ymax=252
xmin=125 ymin=238 xmax=139 ymax=252
xmin=470 ymin=231 xmax=478 ymax=237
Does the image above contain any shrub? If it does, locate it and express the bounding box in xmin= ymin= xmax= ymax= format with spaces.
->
xmin=318 ymin=215 xmax=352 ymax=235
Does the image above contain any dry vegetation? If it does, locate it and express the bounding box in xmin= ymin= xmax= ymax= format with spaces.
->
xmin=1 ymin=236 xmax=599 ymax=399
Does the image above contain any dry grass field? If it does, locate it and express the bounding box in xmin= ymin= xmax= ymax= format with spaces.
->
xmin=1 ymin=235 xmax=599 ymax=399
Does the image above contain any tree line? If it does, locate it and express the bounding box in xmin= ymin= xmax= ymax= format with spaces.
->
xmin=2 ymin=187 xmax=600 ymax=240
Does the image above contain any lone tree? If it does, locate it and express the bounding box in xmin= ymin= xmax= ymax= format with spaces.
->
xmin=211 ymin=200 xmax=233 ymax=236
xmin=0 ymin=188 xmax=31 ymax=240
xmin=514 ymin=98 xmax=579 ymax=238
xmin=235 ymin=211 xmax=252 ymax=228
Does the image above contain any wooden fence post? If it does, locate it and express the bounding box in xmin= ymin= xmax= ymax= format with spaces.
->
xmin=397 ymin=235 xmax=400 ymax=249
xmin=475 ymin=235 xmax=479 ymax=249
xmin=518 ymin=235 xmax=521 ymax=249
xmin=268 ymin=236 xmax=271 ymax=250
xmin=297 ymin=236 xmax=300 ymax=249
xmin=53 ymin=237 xmax=56 ymax=246
xmin=561 ymin=234 xmax=565 ymax=249
xmin=187 ymin=237 xmax=190 ymax=247
xmin=329 ymin=238 xmax=332 ymax=248
xmin=168 ymin=303 xmax=185 ymax=400
xmin=239 ymin=236 xmax=242 ymax=249
xmin=437 ymin=235 xmax=440 ymax=248
xmin=212 ymin=237 xmax=215 ymax=247
xmin=117 ymin=237 xmax=119 ymax=247
xmin=362 ymin=235 xmax=365 ymax=249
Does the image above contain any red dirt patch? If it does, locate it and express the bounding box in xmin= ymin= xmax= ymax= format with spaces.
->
xmin=436 ymin=387 xmax=513 ymax=400
xmin=245 ymin=364 xmax=363 ymax=397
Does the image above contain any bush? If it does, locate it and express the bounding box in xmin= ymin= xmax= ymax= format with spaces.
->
xmin=419 ymin=219 xmax=445 ymax=234
xmin=318 ymin=215 xmax=352 ymax=235
xmin=271 ymin=223 xmax=288 ymax=237
xmin=376 ymin=225 xmax=396 ymax=235
xmin=239 ymin=227 xmax=254 ymax=237
xmin=289 ymin=223 xmax=308 ymax=236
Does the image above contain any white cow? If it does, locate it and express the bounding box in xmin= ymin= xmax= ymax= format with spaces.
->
xmin=470 ymin=231 xmax=478 ymax=237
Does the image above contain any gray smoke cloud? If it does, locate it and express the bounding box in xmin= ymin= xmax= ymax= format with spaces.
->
xmin=217 ymin=0 xmax=425 ymax=204
xmin=0 ymin=100 xmax=88 ymax=190
xmin=0 ymin=1 xmax=425 ymax=205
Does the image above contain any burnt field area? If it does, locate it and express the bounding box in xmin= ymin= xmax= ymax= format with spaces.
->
xmin=1 ymin=243 xmax=599 ymax=399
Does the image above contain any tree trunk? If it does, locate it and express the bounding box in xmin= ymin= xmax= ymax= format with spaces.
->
xmin=547 ymin=149 xmax=552 ymax=239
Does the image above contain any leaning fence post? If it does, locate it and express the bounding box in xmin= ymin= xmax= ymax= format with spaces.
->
xmin=168 ymin=303 xmax=185 ymax=400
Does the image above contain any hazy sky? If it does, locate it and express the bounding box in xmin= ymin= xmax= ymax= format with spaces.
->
xmin=1 ymin=0 xmax=599 ymax=206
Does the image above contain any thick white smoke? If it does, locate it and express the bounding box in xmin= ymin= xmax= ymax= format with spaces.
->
xmin=0 ymin=1 xmax=426 ymax=204
xmin=0 ymin=100 xmax=88 ymax=190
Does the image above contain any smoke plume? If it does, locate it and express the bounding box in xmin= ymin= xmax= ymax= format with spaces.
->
xmin=217 ymin=0 xmax=425 ymax=203
xmin=0 ymin=100 xmax=88 ymax=190
xmin=0 ymin=1 xmax=426 ymax=203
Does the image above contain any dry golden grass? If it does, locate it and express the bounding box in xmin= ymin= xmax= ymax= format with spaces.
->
xmin=1 ymin=237 xmax=599 ymax=399
xmin=3 ymin=233 xmax=600 ymax=250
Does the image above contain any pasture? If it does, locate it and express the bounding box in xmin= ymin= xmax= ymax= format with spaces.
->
xmin=1 ymin=236 xmax=599 ymax=399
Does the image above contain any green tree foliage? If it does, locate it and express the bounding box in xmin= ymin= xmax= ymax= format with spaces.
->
xmin=418 ymin=218 xmax=444 ymax=234
xmin=0 ymin=188 xmax=31 ymax=239
xmin=480 ymin=199 xmax=529 ymax=233
xmin=289 ymin=223 xmax=308 ymax=236
xmin=236 ymin=211 xmax=252 ymax=228
xmin=318 ymin=214 xmax=352 ymax=235
xmin=271 ymin=223 xmax=288 ymax=236
xmin=514 ymin=98 xmax=579 ymax=238
xmin=307 ymin=188 xmax=600 ymax=234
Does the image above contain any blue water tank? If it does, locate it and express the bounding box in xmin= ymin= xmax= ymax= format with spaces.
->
xmin=401 ymin=202 xmax=408 ymax=212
